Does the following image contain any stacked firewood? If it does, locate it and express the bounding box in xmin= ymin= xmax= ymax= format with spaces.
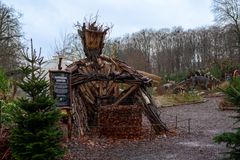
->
xmin=65 ymin=20 xmax=168 ymax=137
xmin=99 ymin=104 xmax=142 ymax=138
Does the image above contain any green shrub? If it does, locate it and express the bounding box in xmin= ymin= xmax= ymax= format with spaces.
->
xmin=163 ymin=71 xmax=188 ymax=83
xmin=0 ymin=101 xmax=19 ymax=128
xmin=0 ymin=68 xmax=10 ymax=100
xmin=209 ymin=64 xmax=222 ymax=80
xmin=214 ymin=77 xmax=240 ymax=159
xmin=0 ymin=68 xmax=11 ymax=134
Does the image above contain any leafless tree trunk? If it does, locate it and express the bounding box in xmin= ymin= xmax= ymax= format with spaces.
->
xmin=0 ymin=2 xmax=22 ymax=72
xmin=212 ymin=0 xmax=240 ymax=60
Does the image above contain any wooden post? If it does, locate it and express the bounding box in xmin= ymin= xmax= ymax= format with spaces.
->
xmin=188 ymin=118 xmax=191 ymax=133
xmin=175 ymin=115 xmax=178 ymax=129
xmin=58 ymin=57 xmax=63 ymax=70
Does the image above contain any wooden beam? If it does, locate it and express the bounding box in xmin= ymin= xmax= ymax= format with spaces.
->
xmin=112 ymin=85 xmax=138 ymax=106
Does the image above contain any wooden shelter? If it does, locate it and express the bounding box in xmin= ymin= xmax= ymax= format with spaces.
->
xmin=66 ymin=20 xmax=168 ymax=137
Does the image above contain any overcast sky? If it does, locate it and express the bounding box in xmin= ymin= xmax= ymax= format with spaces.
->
xmin=2 ymin=0 xmax=215 ymax=58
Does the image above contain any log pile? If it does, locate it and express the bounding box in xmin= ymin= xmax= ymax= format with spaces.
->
xmin=66 ymin=20 xmax=168 ymax=138
xmin=98 ymin=104 xmax=142 ymax=138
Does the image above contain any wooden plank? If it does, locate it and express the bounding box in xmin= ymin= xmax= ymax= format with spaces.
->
xmin=139 ymin=88 xmax=168 ymax=133
xmin=112 ymin=85 xmax=138 ymax=106
xmin=102 ymin=82 xmax=107 ymax=95
xmin=82 ymin=66 xmax=99 ymax=95
xmin=137 ymin=70 xmax=161 ymax=83
xmin=99 ymin=81 xmax=103 ymax=96
xmin=105 ymin=63 xmax=111 ymax=75
xmin=106 ymin=81 xmax=115 ymax=95
xmin=114 ymin=85 xmax=120 ymax=97
xmin=84 ymin=83 xmax=95 ymax=101
xmin=79 ymin=85 xmax=94 ymax=104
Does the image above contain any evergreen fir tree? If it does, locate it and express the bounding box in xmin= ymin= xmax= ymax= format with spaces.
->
xmin=214 ymin=77 xmax=240 ymax=159
xmin=10 ymin=40 xmax=64 ymax=160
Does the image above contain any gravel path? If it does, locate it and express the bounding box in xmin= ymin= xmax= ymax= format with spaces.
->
xmin=65 ymin=97 xmax=237 ymax=160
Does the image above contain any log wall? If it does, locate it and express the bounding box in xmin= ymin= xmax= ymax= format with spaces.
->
xmin=98 ymin=104 xmax=142 ymax=138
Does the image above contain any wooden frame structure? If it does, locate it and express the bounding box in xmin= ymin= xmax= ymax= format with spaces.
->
xmin=65 ymin=20 xmax=168 ymax=137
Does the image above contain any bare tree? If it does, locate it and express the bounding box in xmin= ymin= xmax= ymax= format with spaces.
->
xmin=117 ymin=25 xmax=238 ymax=76
xmin=54 ymin=32 xmax=85 ymax=60
xmin=0 ymin=2 xmax=22 ymax=72
xmin=212 ymin=0 xmax=240 ymax=59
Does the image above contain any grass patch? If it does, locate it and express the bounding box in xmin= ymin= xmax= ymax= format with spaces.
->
xmin=154 ymin=92 xmax=203 ymax=107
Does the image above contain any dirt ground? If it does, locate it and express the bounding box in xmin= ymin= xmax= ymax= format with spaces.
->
xmin=65 ymin=97 xmax=237 ymax=160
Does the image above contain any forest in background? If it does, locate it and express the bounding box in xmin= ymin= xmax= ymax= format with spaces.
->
xmin=54 ymin=0 xmax=240 ymax=82
xmin=55 ymin=24 xmax=240 ymax=81
xmin=109 ymin=25 xmax=239 ymax=75
xmin=0 ymin=0 xmax=240 ymax=82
